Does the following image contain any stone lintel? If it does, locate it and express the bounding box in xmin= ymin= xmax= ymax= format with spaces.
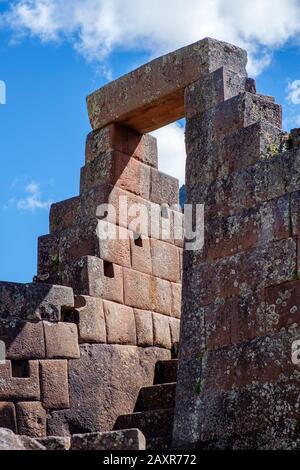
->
xmin=87 ymin=37 xmax=247 ymax=133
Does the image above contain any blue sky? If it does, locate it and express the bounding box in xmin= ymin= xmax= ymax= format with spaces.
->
xmin=0 ymin=0 xmax=300 ymax=284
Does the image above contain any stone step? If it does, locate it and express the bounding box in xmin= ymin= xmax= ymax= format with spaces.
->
xmin=154 ymin=359 xmax=178 ymax=385
xmin=135 ymin=383 xmax=176 ymax=412
xmin=147 ymin=436 xmax=172 ymax=450
xmin=114 ymin=409 xmax=174 ymax=439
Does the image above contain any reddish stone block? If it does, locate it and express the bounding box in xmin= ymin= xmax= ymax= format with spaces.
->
xmin=123 ymin=268 xmax=152 ymax=311
xmin=103 ymin=301 xmax=136 ymax=345
xmin=43 ymin=322 xmax=80 ymax=359
xmin=134 ymin=309 xmax=153 ymax=347
xmin=0 ymin=361 xmax=40 ymax=401
xmin=40 ymin=360 xmax=70 ymax=410
xmin=171 ymin=283 xmax=182 ymax=319
xmin=16 ymin=402 xmax=47 ymax=438
xmin=265 ymin=280 xmax=300 ymax=333
xmin=97 ymin=221 xmax=131 ymax=268
xmin=75 ymin=296 xmax=106 ymax=344
xmin=150 ymin=239 xmax=180 ymax=283
xmin=0 ymin=402 xmax=17 ymax=432
xmin=153 ymin=313 xmax=172 ymax=350
xmin=80 ymin=150 xmax=151 ymax=199
xmin=63 ymin=256 xmax=124 ymax=304
xmin=0 ymin=320 xmax=45 ymax=360
xmin=130 ymin=234 xmax=152 ymax=275
xmin=150 ymin=169 xmax=179 ymax=206
xmin=151 ymin=277 xmax=172 ymax=316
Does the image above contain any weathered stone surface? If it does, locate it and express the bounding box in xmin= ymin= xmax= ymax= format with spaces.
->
xmin=87 ymin=37 xmax=247 ymax=133
xmin=36 ymin=436 xmax=71 ymax=450
xmin=151 ymin=239 xmax=180 ymax=282
xmin=153 ymin=313 xmax=172 ymax=350
xmin=0 ymin=320 xmax=45 ymax=360
xmin=134 ymin=309 xmax=153 ymax=347
xmin=0 ymin=428 xmax=45 ymax=450
xmin=123 ymin=268 xmax=152 ymax=311
xmin=169 ymin=317 xmax=180 ymax=345
xmin=150 ymin=169 xmax=179 ymax=207
xmin=0 ymin=282 xmax=74 ymax=322
xmin=16 ymin=402 xmax=47 ymax=438
xmin=47 ymin=344 xmax=170 ymax=435
xmin=62 ymin=256 xmax=124 ymax=304
xmin=85 ymin=123 xmax=158 ymax=168
xmin=43 ymin=321 xmax=80 ymax=359
xmin=103 ymin=300 xmax=136 ymax=345
xmin=0 ymin=361 xmax=40 ymax=400
xmin=81 ymin=150 xmax=151 ymax=199
xmin=97 ymin=221 xmax=131 ymax=268
xmin=0 ymin=402 xmax=17 ymax=432
xmin=151 ymin=277 xmax=172 ymax=316
xmin=171 ymin=283 xmax=181 ymax=319
xmin=72 ymin=429 xmax=146 ymax=450
xmin=40 ymin=360 xmax=70 ymax=410
xmin=75 ymin=296 xmax=106 ymax=344
xmin=265 ymin=280 xmax=300 ymax=334
xmin=130 ymin=234 xmax=152 ymax=275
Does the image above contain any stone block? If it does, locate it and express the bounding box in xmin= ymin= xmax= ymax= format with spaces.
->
xmin=40 ymin=360 xmax=70 ymax=410
xmin=35 ymin=436 xmax=71 ymax=451
xmin=0 ymin=402 xmax=17 ymax=432
xmin=151 ymin=277 xmax=172 ymax=316
xmin=0 ymin=282 xmax=74 ymax=322
xmin=0 ymin=428 xmax=46 ymax=450
xmin=0 ymin=361 xmax=40 ymax=401
xmin=97 ymin=220 xmax=131 ymax=268
xmin=72 ymin=429 xmax=146 ymax=450
xmin=171 ymin=283 xmax=182 ymax=319
xmin=85 ymin=123 xmax=158 ymax=168
xmin=134 ymin=309 xmax=153 ymax=347
xmin=80 ymin=150 xmax=151 ymax=199
xmin=153 ymin=313 xmax=172 ymax=349
xmin=16 ymin=402 xmax=47 ymax=438
xmin=130 ymin=234 xmax=152 ymax=275
xmin=75 ymin=296 xmax=106 ymax=344
xmin=123 ymin=268 xmax=152 ymax=310
xmin=150 ymin=169 xmax=179 ymax=206
xmin=43 ymin=322 xmax=80 ymax=359
xmin=151 ymin=239 xmax=180 ymax=282
xmin=0 ymin=319 xmax=45 ymax=360
xmin=169 ymin=317 xmax=180 ymax=345
xmin=87 ymin=38 xmax=247 ymax=133
xmin=63 ymin=256 xmax=124 ymax=304
xmin=103 ymin=300 xmax=136 ymax=345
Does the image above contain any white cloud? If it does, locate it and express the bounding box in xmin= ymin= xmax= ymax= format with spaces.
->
xmin=287 ymin=80 xmax=300 ymax=105
xmin=151 ymin=123 xmax=186 ymax=186
xmin=5 ymin=180 xmax=53 ymax=212
xmin=2 ymin=0 xmax=300 ymax=76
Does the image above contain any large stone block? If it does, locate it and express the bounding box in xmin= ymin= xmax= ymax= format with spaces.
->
xmin=130 ymin=234 xmax=152 ymax=275
xmin=151 ymin=239 xmax=180 ymax=283
xmin=265 ymin=280 xmax=300 ymax=334
xmin=80 ymin=150 xmax=151 ymax=199
xmin=0 ymin=319 xmax=45 ymax=360
xmin=134 ymin=309 xmax=153 ymax=347
xmin=72 ymin=429 xmax=146 ymax=450
xmin=87 ymin=38 xmax=247 ymax=133
xmin=62 ymin=256 xmax=124 ymax=304
xmin=75 ymin=296 xmax=106 ymax=344
xmin=103 ymin=300 xmax=136 ymax=345
xmin=0 ymin=282 xmax=74 ymax=322
xmin=43 ymin=322 xmax=80 ymax=359
xmin=16 ymin=402 xmax=47 ymax=438
xmin=40 ymin=360 xmax=70 ymax=410
xmin=171 ymin=283 xmax=182 ymax=319
xmin=153 ymin=313 xmax=172 ymax=350
xmin=150 ymin=169 xmax=179 ymax=206
xmin=0 ymin=361 xmax=40 ymax=401
xmin=85 ymin=123 xmax=158 ymax=168
xmin=47 ymin=344 xmax=170 ymax=435
xmin=123 ymin=268 xmax=152 ymax=311
xmin=151 ymin=277 xmax=172 ymax=316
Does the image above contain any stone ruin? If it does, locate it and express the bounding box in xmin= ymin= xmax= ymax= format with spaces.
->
xmin=1 ymin=37 xmax=300 ymax=450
